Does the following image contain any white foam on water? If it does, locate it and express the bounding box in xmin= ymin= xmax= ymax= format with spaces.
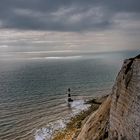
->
xmin=35 ymin=118 xmax=67 ymax=140
xmin=69 ymin=100 xmax=90 ymax=116
xmin=35 ymin=100 xmax=90 ymax=140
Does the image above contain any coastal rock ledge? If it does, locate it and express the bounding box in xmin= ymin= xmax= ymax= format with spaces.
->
xmin=77 ymin=54 xmax=140 ymax=140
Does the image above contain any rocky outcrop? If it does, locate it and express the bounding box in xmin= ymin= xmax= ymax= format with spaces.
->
xmin=77 ymin=54 xmax=140 ymax=140
xmin=77 ymin=96 xmax=111 ymax=140
xmin=109 ymin=54 xmax=140 ymax=140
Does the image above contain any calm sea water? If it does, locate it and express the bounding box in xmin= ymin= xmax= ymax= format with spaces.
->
xmin=0 ymin=50 xmax=139 ymax=140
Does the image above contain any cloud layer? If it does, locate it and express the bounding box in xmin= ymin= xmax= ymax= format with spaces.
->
xmin=0 ymin=0 xmax=140 ymax=53
xmin=0 ymin=0 xmax=140 ymax=31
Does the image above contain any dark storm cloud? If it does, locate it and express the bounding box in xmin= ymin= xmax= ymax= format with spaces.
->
xmin=0 ymin=0 xmax=140 ymax=31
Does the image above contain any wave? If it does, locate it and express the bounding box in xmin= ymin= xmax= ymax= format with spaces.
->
xmin=34 ymin=100 xmax=90 ymax=140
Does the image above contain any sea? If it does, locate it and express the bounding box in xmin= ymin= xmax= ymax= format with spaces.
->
xmin=0 ymin=50 xmax=139 ymax=140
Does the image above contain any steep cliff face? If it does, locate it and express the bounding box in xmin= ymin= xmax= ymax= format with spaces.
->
xmin=77 ymin=54 xmax=140 ymax=140
xmin=109 ymin=54 xmax=140 ymax=140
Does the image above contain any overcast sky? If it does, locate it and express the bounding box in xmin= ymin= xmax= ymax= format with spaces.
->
xmin=0 ymin=0 xmax=140 ymax=53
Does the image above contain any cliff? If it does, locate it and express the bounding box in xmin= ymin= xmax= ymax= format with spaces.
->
xmin=109 ymin=54 xmax=140 ymax=140
xmin=77 ymin=54 xmax=140 ymax=140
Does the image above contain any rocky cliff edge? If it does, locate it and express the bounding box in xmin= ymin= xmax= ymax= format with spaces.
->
xmin=77 ymin=54 xmax=140 ymax=140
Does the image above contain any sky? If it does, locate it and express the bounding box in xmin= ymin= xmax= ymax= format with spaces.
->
xmin=0 ymin=0 xmax=140 ymax=53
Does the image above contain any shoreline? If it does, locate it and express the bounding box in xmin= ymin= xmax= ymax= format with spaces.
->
xmin=35 ymin=99 xmax=91 ymax=140
xmin=52 ymin=95 xmax=108 ymax=140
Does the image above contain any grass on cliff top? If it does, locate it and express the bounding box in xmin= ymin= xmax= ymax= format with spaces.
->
xmin=52 ymin=95 xmax=108 ymax=140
